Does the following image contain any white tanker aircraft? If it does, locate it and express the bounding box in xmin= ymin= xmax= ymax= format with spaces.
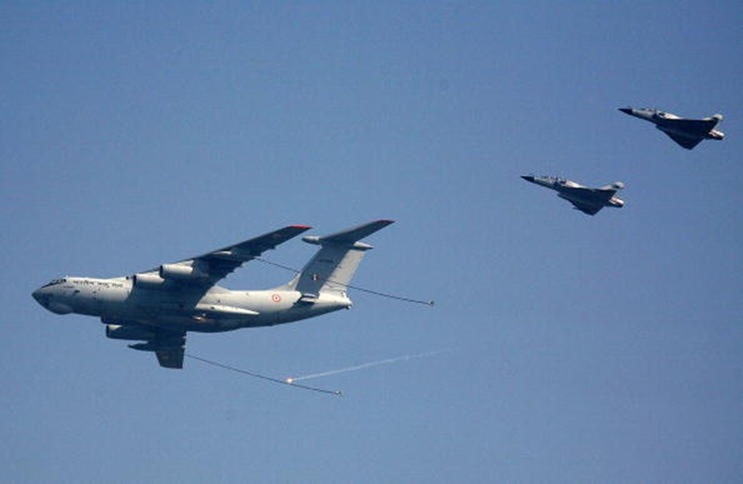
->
xmin=33 ymin=220 xmax=393 ymax=368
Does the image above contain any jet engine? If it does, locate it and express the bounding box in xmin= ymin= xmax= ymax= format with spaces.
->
xmin=159 ymin=263 xmax=208 ymax=281
xmin=132 ymin=273 xmax=166 ymax=288
xmin=106 ymin=324 xmax=156 ymax=341
xmin=133 ymin=263 xmax=208 ymax=288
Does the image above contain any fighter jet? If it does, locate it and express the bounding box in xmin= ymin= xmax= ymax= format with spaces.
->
xmin=522 ymin=175 xmax=625 ymax=216
xmin=619 ymin=107 xmax=724 ymax=150
xmin=32 ymin=220 xmax=394 ymax=368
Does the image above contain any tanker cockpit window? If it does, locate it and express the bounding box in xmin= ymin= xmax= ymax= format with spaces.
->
xmin=42 ymin=278 xmax=67 ymax=288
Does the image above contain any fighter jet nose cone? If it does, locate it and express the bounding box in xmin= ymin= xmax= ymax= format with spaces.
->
xmin=619 ymin=107 xmax=633 ymax=115
xmin=521 ymin=175 xmax=535 ymax=182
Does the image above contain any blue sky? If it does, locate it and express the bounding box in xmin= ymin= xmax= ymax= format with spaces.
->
xmin=2 ymin=2 xmax=742 ymax=482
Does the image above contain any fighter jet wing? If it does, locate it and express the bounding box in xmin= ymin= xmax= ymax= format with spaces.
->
xmin=661 ymin=117 xmax=719 ymax=134
xmin=136 ymin=225 xmax=311 ymax=289
xmin=661 ymin=131 xmax=704 ymax=150
xmin=555 ymin=186 xmax=608 ymax=215
xmin=560 ymin=186 xmax=616 ymax=203
xmin=567 ymin=199 xmax=603 ymax=216
xmin=657 ymin=118 xmax=719 ymax=149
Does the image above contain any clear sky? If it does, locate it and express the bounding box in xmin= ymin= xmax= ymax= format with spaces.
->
xmin=2 ymin=2 xmax=742 ymax=482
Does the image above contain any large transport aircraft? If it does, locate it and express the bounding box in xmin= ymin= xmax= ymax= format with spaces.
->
xmin=33 ymin=220 xmax=394 ymax=368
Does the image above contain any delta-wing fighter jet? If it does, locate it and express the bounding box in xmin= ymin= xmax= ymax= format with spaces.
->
xmin=33 ymin=220 xmax=394 ymax=368
xmin=522 ymin=175 xmax=625 ymax=216
xmin=619 ymin=107 xmax=724 ymax=150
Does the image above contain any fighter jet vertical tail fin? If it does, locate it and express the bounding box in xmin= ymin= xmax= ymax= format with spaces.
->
xmin=286 ymin=220 xmax=394 ymax=298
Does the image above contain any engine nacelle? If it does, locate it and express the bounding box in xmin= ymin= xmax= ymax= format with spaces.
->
xmin=159 ymin=263 xmax=208 ymax=280
xmin=132 ymin=273 xmax=166 ymax=288
xmin=106 ymin=324 xmax=156 ymax=341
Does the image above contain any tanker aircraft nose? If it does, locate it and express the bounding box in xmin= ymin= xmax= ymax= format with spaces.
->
xmin=32 ymin=287 xmax=46 ymax=306
xmin=31 ymin=281 xmax=73 ymax=314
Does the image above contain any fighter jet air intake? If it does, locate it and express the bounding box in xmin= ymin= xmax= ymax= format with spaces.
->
xmin=619 ymin=107 xmax=724 ymax=150
xmin=32 ymin=220 xmax=394 ymax=369
xmin=521 ymin=175 xmax=625 ymax=216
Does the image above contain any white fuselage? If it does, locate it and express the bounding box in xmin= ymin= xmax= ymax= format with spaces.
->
xmin=527 ymin=176 xmax=625 ymax=208
xmin=32 ymin=276 xmax=352 ymax=333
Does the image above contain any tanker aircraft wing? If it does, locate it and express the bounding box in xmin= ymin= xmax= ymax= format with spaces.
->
xmin=155 ymin=342 xmax=185 ymax=369
xmin=134 ymin=225 xmax=312 ymax=290
xmin=104 ymin=324 xmax=187 ymax=369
